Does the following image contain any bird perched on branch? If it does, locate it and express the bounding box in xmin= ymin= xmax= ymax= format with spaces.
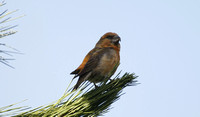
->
xmin=71 ymin=32 xmax=121 ymax=90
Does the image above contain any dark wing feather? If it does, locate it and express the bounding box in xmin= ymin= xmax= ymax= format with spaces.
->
xmin=70 ymin=69 xmax=80 ymax=75
xmin=77 ymin=48 xmax=105 ymax=77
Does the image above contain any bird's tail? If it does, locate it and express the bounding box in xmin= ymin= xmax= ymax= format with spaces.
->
xmin=72 ymin=77 xmax=84 ymax=91
xmin=72 ymin=72 xmax=91 ymax=91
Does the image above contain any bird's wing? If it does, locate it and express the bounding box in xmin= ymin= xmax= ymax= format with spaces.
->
xmin=70 ymin=49 xmax=96 ymax=75
xmin=77 ymin=47 xmax=105 ymax=77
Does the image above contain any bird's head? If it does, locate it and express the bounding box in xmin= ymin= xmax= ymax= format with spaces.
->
xmin=96 ymin=32 xmax=121 ymax=50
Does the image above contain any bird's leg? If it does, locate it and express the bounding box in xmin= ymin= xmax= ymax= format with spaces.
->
xmin=106 ymin=75 xmax=113 ymax=83
xmin=93 ymin=83 xmax=98 ymax=88
xmin=108 ymin=78 xmax=114 ymax=82
xmin=103 ymin=76 xmax=111 ymax=84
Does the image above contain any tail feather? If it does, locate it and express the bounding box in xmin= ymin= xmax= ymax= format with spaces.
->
xmin=72 ymin=77 xmax=84 ymax=90
xmin=72 ymin=72 xmax=92 ymax=91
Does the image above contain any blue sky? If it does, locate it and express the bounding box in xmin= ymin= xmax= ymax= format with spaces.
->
xmin=1 ymin=0 xmax=200 ymax=117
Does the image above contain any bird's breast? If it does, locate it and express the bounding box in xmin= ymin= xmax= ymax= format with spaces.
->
xmin=95 ymin=49 xmax=120 ymax=76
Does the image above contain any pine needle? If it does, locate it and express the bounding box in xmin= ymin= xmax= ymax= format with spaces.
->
xmin=0 ymin=72 xmax=138 ymax=117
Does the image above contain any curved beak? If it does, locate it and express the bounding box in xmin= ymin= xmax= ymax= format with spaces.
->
xmin=113 ymin=35 xmax=121 ymax=43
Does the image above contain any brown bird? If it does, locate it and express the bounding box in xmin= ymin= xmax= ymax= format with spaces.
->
xmin=71 ymin=32 xmax=121 ymax=90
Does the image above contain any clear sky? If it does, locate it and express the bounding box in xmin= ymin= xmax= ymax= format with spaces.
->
xmin=1 ymin=0 xmax=200 ymax=117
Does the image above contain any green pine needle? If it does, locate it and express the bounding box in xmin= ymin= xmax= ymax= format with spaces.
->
xmin=0 ymin=72 xmax=138 ymax=117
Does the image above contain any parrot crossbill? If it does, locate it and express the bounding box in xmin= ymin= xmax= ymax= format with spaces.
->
xmin=71 ymin=32 xmax=121 ymax=90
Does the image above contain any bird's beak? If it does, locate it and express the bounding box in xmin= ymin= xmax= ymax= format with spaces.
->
xmin=113 ymin=35 xmax=121 ymax=43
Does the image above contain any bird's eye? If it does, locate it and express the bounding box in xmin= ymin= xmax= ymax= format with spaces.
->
xmin=106 ymin=35 xmax=113 ymax=39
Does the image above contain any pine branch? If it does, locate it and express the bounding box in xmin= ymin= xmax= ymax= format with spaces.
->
xmin=0 ymin=72 xmax=138 ymax=117
xmin=0 ymin=0 xmax=23 ymax=68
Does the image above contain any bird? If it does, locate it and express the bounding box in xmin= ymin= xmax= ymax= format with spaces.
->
xmin=70 ymin=32 xmax=121 ymax=90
